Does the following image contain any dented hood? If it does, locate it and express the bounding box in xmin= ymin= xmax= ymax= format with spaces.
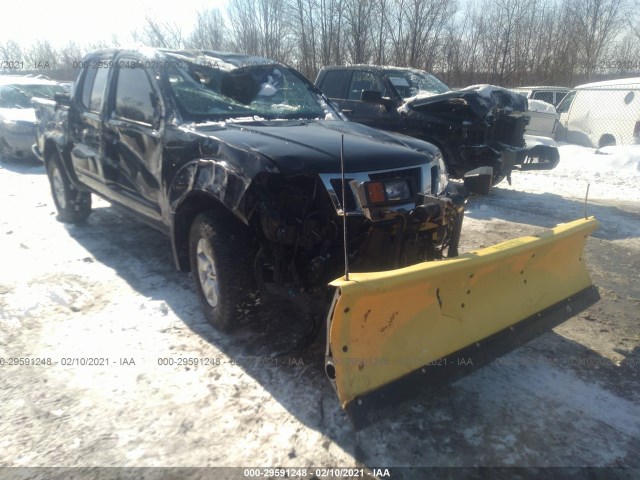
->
xmin=405 ymin=85 xmax=528 ymax=117
xmin=193 ymin=119 xmax=439 ymax=175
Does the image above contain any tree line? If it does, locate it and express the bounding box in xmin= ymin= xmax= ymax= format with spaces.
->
xmin=1 ymin=0 xmax=639 ymax=88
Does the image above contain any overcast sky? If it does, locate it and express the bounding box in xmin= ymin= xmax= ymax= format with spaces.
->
xmin=1 ymin=0 xmax=229 ymax=49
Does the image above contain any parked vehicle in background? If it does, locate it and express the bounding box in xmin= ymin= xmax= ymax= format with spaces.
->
xmin=555 ymin=77 xmax=640 ymax=148
xmin=0 ymin=76 xmax=65 ymax=161
xmin=511 ymin=86 xmax=570 ymax=107
xmin=315 ymin=66 xmax=560 ymax=185
xmin=526 ymin=99 xmax=559 ymax=137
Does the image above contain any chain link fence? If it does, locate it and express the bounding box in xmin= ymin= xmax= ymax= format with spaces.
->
xmin=554 ymin=80 xmax=640 ymax=148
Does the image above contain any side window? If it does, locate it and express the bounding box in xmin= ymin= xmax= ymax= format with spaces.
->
xmin=320 ymin=70 xmax=346 ymax=98
xmin=80 ymin=67 xmax=97 ymax=110
xmin=348 ymin=71 xmax=386 ymax=100
xmin=114 ymin=66 xmax=156 ymax=125
xmin=554 ymin=92 xmax=568 ymax=106
xmin=532 ymin=91 xmax=554 ymax=104
xmin=556 ymin=90 xmax=576 ymax=114
xmin=89 ymin=67 xmax=109 ymax=113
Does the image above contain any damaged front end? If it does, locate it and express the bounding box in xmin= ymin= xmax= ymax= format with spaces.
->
xmin=325 ymin=217 xmax=599 ymax=429
xmin=404 ymin=86 xmax=560 ymax=182
xmin=250 ymin=152 xmax=467 ymax=299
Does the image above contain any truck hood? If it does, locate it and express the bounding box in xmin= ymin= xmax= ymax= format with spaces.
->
xmin=192 ymin=119 xmax=439 ymax=175
xmin=404 ymin=85 xmax=528 ymax=117
xmin=0 ymin=107 xmax=37 ymax=124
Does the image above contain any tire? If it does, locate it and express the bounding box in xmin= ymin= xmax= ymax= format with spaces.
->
xmin=492 ymin=174 xmax=506 ymax=186
xmin=46 ymin=153 xmax=92 ymax=223
xmin=598 ymin=135 xmax=616 ymax=148
xmin=189 ymin=211 xmax=256 ymax=332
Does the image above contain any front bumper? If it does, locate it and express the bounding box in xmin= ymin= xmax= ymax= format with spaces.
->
xmin=0 ymin=127 xmax=38 ymax=160
xmin=459 ymin=143 xmax=559 ymax=178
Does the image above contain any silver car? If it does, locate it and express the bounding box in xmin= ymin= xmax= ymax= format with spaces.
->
xmin=0 ymin=76 xmax=65 ymax=161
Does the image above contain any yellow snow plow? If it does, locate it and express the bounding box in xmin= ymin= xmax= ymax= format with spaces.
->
xmin=325 ymin=217 xmax=599 ymax=428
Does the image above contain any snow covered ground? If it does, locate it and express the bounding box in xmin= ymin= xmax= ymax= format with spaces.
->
xmin=0 ymin=143 xmax=639 ymax=477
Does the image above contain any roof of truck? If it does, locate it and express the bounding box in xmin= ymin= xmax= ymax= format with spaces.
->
xmin=83 ymin=48 xmax=281 ymax=71
xmin=576 ymin=77 xmax=640 ymax=89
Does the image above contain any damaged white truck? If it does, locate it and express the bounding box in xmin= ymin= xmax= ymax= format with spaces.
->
xmin=34 ymin=48 xmax=599 ymax=428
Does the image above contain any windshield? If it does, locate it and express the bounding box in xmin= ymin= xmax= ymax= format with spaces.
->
xmin=385 ymin=70 xmax=450 ymax=99
xmin=166 ymin=61 xmax=328 ymax=121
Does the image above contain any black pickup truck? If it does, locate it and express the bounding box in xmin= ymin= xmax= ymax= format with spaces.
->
xmin=315 ymin=66 xmax=560 ymax=184
xmin=34 ymin=48 xmax=475 ymax=331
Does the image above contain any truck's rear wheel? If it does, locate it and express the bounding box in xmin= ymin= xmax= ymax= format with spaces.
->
xmin=492 ymin=174 xmax=506 ymax=186
xmin=189 ymin=212 xmax=256 ymax=332
xmin=46 ymin=153 xmax=92 ymax=223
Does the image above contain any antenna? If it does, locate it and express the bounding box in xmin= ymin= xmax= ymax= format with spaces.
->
xmin=340 ymin=134 xmax=349 ymax=281
xmin=584 ymin=183 xmax=590 ymax=219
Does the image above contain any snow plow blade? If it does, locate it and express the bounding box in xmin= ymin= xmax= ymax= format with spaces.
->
xmin=325 ymin=217 xmax=599 ymax=429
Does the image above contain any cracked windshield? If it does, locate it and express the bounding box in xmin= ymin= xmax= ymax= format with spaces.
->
xmin=167 ymin=61 xmax=326 ymax=121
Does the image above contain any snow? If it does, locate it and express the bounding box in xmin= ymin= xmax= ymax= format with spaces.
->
xmin=527 ymin=99 xmax=556 ymax=114
xmin=577 ymin=77 xmax=640 ymax=89
xmin=459 ymin=84 xmax=508 ymax=99
xmin=0 ymin=140 xmax=639 ymax=469
xmin=524 ymin=134 xmax=558 ymax=148
xmin=487 ymin=143 xmax=640 ymax=203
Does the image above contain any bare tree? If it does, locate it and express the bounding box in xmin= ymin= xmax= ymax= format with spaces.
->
xmin=294 ymin=0 xmax=319 ymax=77
xmin=343 ymin=0 xmax=375 ymax=64
xmin=0 ymin=41 xmax=23 ymax=72
xmin=132 ymin=16 xmax=184 ymax=48
xmin=24 ymin=40 xmax=58 ymax=71
xmin=186 ymin=9 xmax=225 ymax=50
xmin=567 ymin=0 xmax=626 ymax=80
xmin=227 ymin=0 xmax=295 ymax=62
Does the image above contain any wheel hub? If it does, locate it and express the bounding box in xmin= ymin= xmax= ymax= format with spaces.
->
xmin=196 ymin=238 xmax=219 ymax=307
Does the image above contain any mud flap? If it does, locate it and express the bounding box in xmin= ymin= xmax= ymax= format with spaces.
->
xmin=325 ymin=217 xmax=599 ymax=429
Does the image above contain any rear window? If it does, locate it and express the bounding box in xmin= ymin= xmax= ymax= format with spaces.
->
xmin=532 ymin=91 xmax=554 ymax=104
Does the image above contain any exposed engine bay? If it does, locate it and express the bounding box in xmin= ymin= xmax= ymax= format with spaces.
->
xmin=247 ymin=164 xmax=465 ymax=296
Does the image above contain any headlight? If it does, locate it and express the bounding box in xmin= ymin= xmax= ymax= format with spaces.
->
xmin=364 ymin=178 xmax=412 ymax=206
xmin=435 ymin=152 xmax=449 ymax=194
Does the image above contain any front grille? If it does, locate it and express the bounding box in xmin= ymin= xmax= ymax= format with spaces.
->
xmin=330 ymin=178 xmax=357 ymax=211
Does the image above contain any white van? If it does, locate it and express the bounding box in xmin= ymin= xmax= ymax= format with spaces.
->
xmin=555 ymin=77 xmax=640 ymax=148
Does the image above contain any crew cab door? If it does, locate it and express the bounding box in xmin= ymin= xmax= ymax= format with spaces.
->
xmin=339 ymin=70 xmax=399 ymax=130
xmin=69 ymin=58 xmax=111 ymax=192
xmin=102 ymin=59 xmax=164 ymax=224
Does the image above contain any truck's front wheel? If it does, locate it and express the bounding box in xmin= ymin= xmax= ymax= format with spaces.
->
xmin=46 ymin=154 xmax=92 ymax=223
xmin=189 ymin=212 xmax=256 ymax=332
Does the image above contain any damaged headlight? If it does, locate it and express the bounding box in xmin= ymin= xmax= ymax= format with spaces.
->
xmin=363 ymin=178 xmax=413 ymax=206
xmin=435 ymin=152 xmax=449 ymax=195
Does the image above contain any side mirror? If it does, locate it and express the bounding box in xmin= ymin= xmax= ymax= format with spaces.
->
xmin=54 ymin=92 xmax=70 ymax=106
xmin=463 ymin=166 xmax=493 ymax=196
